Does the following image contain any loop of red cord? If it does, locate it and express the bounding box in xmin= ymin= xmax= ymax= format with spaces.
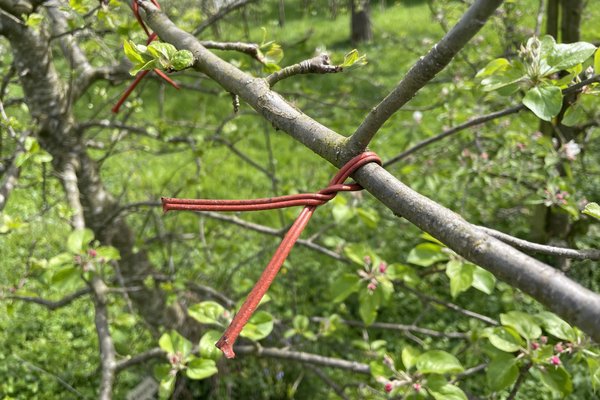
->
xmin=162 ymin=152 xmax=381 ymax=358
xmin=112 ymin=0 xmax=179 ymax=113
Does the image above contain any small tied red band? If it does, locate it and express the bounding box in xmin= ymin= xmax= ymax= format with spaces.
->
xmin=112 ymin=0 xmax=180 ymax=113
xmin=162 ymin=151 xmax=381 ymax=358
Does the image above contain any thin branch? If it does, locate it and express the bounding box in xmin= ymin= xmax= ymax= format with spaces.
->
xmin=200 ymin=40 xmax=266 ymax=64
xmin=306 ymin=365 xmax=349 ymax=400
xmin=115 ymin=347 xmax=166 ymax=373
xmin=384 ymin=104 xmax=524 ymax=167
xmin=192 ymin=0 xmax=258 ymax=36
xmin=348 ymin=0 xmax=504 ymax=150
xmin=13 ymin=354 xmax=85 ymax=398
xmin=311 ymin=317 xmax=469 ymax=339
xmin=452 ymin=362 xmax=487 ymax=383
xmin=479 ymin=226 xmax=600 ymax=261
xmin=187 ymin=282 xmax=235 ymax=308
xmin=267 ymin=54 xmax=343 ymax=87
xmin=397 ymin=282 xmax=499 ymax=326
xmin=234 ymin=345 xmax=371 ymax=374
xmin=5 ymin=287 xmax=91 ymax=310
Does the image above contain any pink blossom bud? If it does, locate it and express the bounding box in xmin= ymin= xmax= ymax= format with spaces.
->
xmin=88 ymin=249 xmax=97 ymax=258
xmin=379 ymin=262 xmax=387 ymax=273
xmin=74 ymin=255 xmax=82 ymax=264
xmin=540 ymin=336 xmax=548 ymax=344
xmin=480 ymin=152 xmax=489 ymax=160
xmin=554 ymin=342 xmax=564 ymax=353
xmin=462 ymin=148 xmax=471 ymax=158
xmin=384 ymin=382 xmax=393 ymax=393
xmin=364 ymin=256 xmax=372 ymax=265
xmin=531 ymin=342 xmax=540 ymax=350
xmin=413 ymin=383 xmax=421 ymax=392
xmin=550 ymin=355 xmax=560 ymax=365
xmin=516 ymin=142 xmax=526 ymax=151
xmin=367 ymin=282 xmax=377 ymax=292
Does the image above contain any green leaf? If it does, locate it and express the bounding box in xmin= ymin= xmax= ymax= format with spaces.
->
xmin=587 ymin=357 xmax=600 ymax=391
xmin=159 ymin=330 xmax=192 ymax=357
xmin=531 ymin=366 xmax=573 ymax=396
xmin=501 ymin=311 xmax=542 ymax=340
xmin=199 ymin=330 xmax=222 ymax=361
xmin=292 ymin=315 xmax=309 ymax=332
xmin=124 ymin=40 xmax=145 ymax=65
xmin=130 ymin=59 xmax=157 ymax=76
xmin=446 ymin=260 xmax=474 ymax=298
xmin=369 ymin=360 xmax=394 ymax=379
xmin=402 ymin=346 xmax=421 ymax=370
xmin=471 ymin=266 xmax=496 ymax=294
xmin=429 ymin=383 xmax=467 ymax=400
xmin=536 ymin=312 xmax=576 ymax=342
xmin=147 ymin=42 xmax=177 ymax=61
xmin=158 ymin=375 xmax=176 ymax=400
xmin=486 ymin=354 xmax=519 ymax=391
xmin=583 ymin=202 xmax=600 ymax=220
xmin=416 ymin=350 xmax=464 ymax=375
xmin=95 ymin=246 xmax=120 ymax=261
xmin=561 ymin=103 xmax=586 ymax=127
xmin=330 ymin=273 xmax=360 ymax=302
xmin=476 ymin=58 xmax=510 ymax=78
xmin=406 ymin=243 xmax=448 ymax=267
xmin=67 ymin=228 xmax=94 ymax=254
xmin=186 ymin=358 xmax=218 ymax=380
xmin=171 ymin=50 xmax=195 ymax=70
xmin=48 ymin=253 xmax=73 ymax=268
xmin=595 ymin=49 xmax=600 ymax=75
xmin=240 ymin=311 xmax=273 ymax=340
xmin=51 ymin=266 xmax=80 ymax=288
xmin=548 ymin=41 xmax=597 ymax=70
xmin=340 ymin=49 xmax=368 ymax=70
xmin=522 ymin=85 xmax=563 ymax=121
xmin=483 ymin=326 xmax=524 ymax=353
xmin=188 ymin=301 xmax=226 ymax=325
xmin=264 ymin=43 xmax=284 ymax=64
xmin=158 ymin=332 xmax=174 ymax=354
xmin=356 ymin=208 xmax=379 ymax=228
xmin=358 ymin=289 xmax=379 ymax=325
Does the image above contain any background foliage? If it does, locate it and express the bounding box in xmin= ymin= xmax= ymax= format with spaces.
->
xmin=1 ymin=0 xmax=599 ymax=398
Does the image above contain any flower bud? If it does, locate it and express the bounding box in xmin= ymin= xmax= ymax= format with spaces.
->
xmin=379 ymin=262 xmax=387 ymax=273
xmin=384 ymin=382 xmax=393 ymax=393
xmin=550 ymin=355 xmax=560 ymax=366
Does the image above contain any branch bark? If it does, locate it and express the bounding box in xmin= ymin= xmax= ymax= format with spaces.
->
xmin=139 ymin=0 xmax=600 ymax=342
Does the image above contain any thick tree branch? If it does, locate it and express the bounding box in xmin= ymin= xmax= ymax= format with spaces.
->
xmin=234 ymin=345 xmax=371 ymax=374
xmin=348 ymin=0 xmax=504 ymax=150
xmin=200 ymin=40 xmax=267 ymax=64
xmin=140 ymin=0 xmax=600 ymax=343
xmin=479 ymin=226 xmax=600 ymax=261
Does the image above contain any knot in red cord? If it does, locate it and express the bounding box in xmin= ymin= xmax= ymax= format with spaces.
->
xmin=162 ymin=151 xmax=381 ymax=358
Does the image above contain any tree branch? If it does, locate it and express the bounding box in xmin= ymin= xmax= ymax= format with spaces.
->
xmin=5 ymin=287 xmax=91 ymax=310
xmin=234 ymin=345 xmax=371 ymax=374
xmin=479 ymin=226 xmax=600 ymax=261
xmin=348 ymin=0 xmax=504 ymax=150
xmin=384 ymin=104 xmax=524 ymax=167
xmin=266 ymin=54 xmax=342 ymax=87
xmin=140 ymin=0 xmax=600 ymax=343
xmin=192 ymin=0 xmax=258 ymax=36
xmin=115 ymin=347 xmax=166 ymax=373
xmin=200 ymin=40 xmax=266 ymax=64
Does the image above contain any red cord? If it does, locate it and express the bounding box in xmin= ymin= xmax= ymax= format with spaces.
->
xmin=162 ymin=152 xmax=381 ymax=358
xmin=112 ymin=0 xmax=179 ymax=113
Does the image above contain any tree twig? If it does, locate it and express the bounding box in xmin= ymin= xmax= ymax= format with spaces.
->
xmin=192 ymin=0 xmax=258 ymax=36
xmin=479 ymin=226 xmax=600 ymax=261
xmin=5 ymin=287 xmax=91 ymax=310
xmin=234 ymin=345 xmax=371 ymax=374
xmin=311 ymin=316 xmax=469 ymax=339
xmin=267 ymin=54 xmax=342 ymax=87
xmin=507 ymin=362 xmax=531 ymax=400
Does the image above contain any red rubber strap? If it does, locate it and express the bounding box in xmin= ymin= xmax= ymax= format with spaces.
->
xmin=162 ymin=151 xmax=381 ymax=358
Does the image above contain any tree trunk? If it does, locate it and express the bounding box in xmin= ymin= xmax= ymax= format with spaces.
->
xmin=350 ymin=0 xmax=372 ymax=44
xmin=546 ymin=0 xmax=559 ymax=38
xmin=278 ymin=0 xmax=285 ymax=27
xmin=560 ymin=0 xmax=583 ymax=43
